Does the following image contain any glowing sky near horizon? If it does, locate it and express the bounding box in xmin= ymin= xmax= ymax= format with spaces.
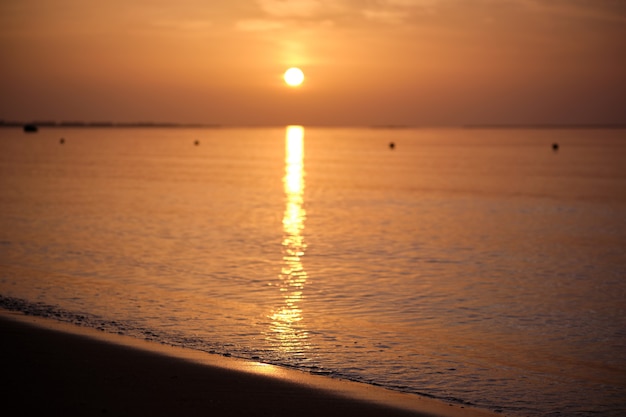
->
xmin=0 ymin=0 xmax=624 ymax=126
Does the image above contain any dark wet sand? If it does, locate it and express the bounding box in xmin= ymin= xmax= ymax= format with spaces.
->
xmin=0 ymin=311 xmax=499 ymax=417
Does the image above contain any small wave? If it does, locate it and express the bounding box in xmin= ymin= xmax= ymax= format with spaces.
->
xmin=0 ymin=294 xmax=474 ymax=412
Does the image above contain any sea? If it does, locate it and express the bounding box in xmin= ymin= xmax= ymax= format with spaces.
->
xmin=1 ymin=126 xmax=624 ymax=416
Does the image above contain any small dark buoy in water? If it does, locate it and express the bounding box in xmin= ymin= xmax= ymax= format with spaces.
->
xmin=194 ymin=140 xmax=200 ymax=146
xmin=389 ymin=142 xmax=395 ymax=150
xmin=59 ymin=138 xmax=65 ymax=144
xmin=552 ymin=143 xmax=559 ymax=151
xmin=23 ymin=124 xmax=38 ymax=133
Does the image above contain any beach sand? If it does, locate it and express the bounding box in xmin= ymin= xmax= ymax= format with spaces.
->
xmin=1 ymin=310 xmax=500 ymax=417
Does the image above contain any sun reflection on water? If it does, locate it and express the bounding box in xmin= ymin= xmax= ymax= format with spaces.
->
xmin=268 ymin=125 xmax=308 ymax=354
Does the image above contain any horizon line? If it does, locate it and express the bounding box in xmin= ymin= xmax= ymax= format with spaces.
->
xmin=3 ymin=120 xmax=626 ymax=130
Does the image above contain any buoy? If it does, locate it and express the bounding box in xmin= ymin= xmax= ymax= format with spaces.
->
xmin=552 ymin=143 xmax=559 ymax=151
xmin=194 ymin=140 xmax=200 ymax=146
xmin=389 ymin=142 xmax=395 ymax=150
xmin=23 ymin=124 xmax=38 ymax=133
xmin=59 ymin=138 xmax=65 ymax=144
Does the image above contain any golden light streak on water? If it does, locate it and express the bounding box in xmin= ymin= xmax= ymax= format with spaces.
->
xmin=268 ymin=126 xmax=309 ymax=354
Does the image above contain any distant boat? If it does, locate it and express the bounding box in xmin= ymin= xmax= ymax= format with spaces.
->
xmin=23 ymin=124 xmax=38 ymax=133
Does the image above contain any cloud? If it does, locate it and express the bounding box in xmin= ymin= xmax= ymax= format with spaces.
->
xmin=235 ymin=18 xmax=285 ymax=31
xmin=491 ymin=0 xmax=626 ymax=23
xmin=258 ymin=0 xmax=322 ymax=17
xmin=361 ymin=9 xmax=408 ymax=24
xmin=249 ymin=0 xmax=447 ymax=27
xmin=240 ymin=0 xmax=626 ymax=34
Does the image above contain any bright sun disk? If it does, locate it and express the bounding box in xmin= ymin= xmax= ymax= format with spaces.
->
xmin=284 ymin=67 xmax=304 ymax=87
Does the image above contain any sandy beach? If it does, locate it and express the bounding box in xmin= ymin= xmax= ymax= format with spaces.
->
xmin=0 ymin=310 xmax=500 ymax=417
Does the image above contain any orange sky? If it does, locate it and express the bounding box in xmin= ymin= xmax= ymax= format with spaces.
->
xmin=1 ymin=0 xmax=625 ymax=126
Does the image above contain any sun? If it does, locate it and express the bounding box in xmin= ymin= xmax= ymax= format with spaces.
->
xmin=284 ymin=67 xmax=304 ymax=87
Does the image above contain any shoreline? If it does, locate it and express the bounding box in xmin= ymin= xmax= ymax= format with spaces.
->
xmin=1 ymin=310 xmax=502 ymax=417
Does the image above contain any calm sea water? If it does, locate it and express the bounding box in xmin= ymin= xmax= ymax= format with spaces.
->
xmin=1 ymin=127 xmax=625 ymax=416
